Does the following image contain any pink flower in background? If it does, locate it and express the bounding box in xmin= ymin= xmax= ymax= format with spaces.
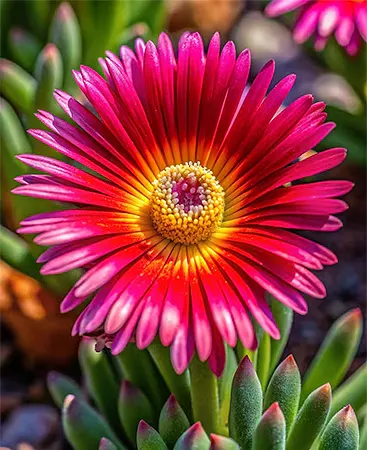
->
xmin=266 ymin=0 xmax=367 ymax=55
xmin=14 ymin=32 xmax=352 ymax=376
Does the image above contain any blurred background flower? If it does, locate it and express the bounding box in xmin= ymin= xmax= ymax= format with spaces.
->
xmin=0 ymin=1 xmax=365 ymax=449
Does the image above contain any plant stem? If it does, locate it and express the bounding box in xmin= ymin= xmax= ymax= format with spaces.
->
xmin=189 ymin=355 xmax=222 ymax=434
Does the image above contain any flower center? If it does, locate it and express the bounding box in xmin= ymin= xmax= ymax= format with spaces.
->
xmin=150 ymin=162 xmax=225 ymax=245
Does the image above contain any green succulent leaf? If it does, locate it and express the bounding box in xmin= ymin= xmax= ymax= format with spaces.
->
xmin=159 ymin=394 xmax=190 ymax=449
xmin=78 ymin=339 xmax=121 ymax=434
xmin=99 ymin=437 xmax=118 ymax=450
xmin=62 ymin=394 xmax=124 ymax=450
xmin=269 ymin=300 xmax=293 ymax=374
xmin=319 ymin=405 xmax=359 ymax=450
xmin=218 ymin=346 xmax=237 ymax=426
xmin=118 ymin=380 xmax=155 ymax=446
xmin=47 ymin=370 xmax=83 ymax=408
xmin=264 ymin=355 xmax=301 ymax=435
xmin=257 ymin=332 xmax=271 ymax=391
xmin=331 ymin=364 xmax=367 ymax=418
xmin=137 ymin=421 xmax=169 ymax=450
xmin=209 ymin=434 xmax=240 ymax=450
xmin=301 ymin=308 xmax=363 ymax=403
xmin=0 ymin=59 xmax=36 ymax=112
xmin=8 ymin=28 xmax=42 ymax=71
xmin=287 ymin=384 xmax=332 ymax=450
xmin=116 ymin=343 xmax=169 ymax=411
xmin=49 ymin=2 xmax=82 ymax=91
xmin=148 ymin=340 xmax=191 ymax=418
xmin=229 ymin=356 xmax=263 ymax=450
xmin=252 ymin=402 xmax=286 ymax=450
xmin=34 ymin=43 xmax=63 ymax=114
xmin=173 ymin=423 xmax=210 ymax=450
xmin=359 ymin=415 xmax=367 ymax=450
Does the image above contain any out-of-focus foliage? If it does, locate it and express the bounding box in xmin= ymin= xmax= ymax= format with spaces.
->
xmin=0 ymin=0 xmax=166 ymax=296
xmin=48 ymin=306 xmax=365 ymax=449
xmin=0 ymin=0 xmax=166 ymax=364
xmin=263 ymin=0 xmax=366 ymax=165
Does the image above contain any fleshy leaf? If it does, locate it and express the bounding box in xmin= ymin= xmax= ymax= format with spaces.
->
xmin=0 ymin=59 xmax=36 ymax=112
xmin=79 ymin=339 xmax=121 ymax=434
xmin=116 ymin=343 xmax=169 ymax=411
xmin=229 ymin=356 xmax=263 ymax=450
xmin=62 ymin=395 xmax=124 ymax=450
xmin=331 ymin=364 xmax=367 ymax=418
xmin=49 ymin=2 xmax=82 ymax=90
xmin=173 ymin=422 xmax=210 ymax=450
xmin=257 ymin=332 xmax=271 ymax=390
xmin=137 ymin=421 xmax=169 ymax=450
xmin=47 ymin=371 xmax=83 ymax=408
xmin=218 ymin=346 xmax=237 ymax=426
xmin=34 ymin=43 xmax=63 ymax=112
xmin=8 ymin=28 xmax=41 ymax=73
xmin=118 ymin=380 xmax=155 ymax=446
xmin=264 ymin=355 xmax=301 ymax=435
xmin=209 ymin=434 xmax=240 ymax=450
xmin=252 ymin=402 xmax=286 ymax=450
xmin=99 ymin=437 xmax=118 ymax=450
xmin=287 ymin=384 xmax=332 ymax=450
xmin=159 ymin=394 xmax=190 ymax=449
xmin=269 ymin=300 xmax=293 ymax=373
xmin=319 ymin=405 xmax=359 ymax=450
xmin=301 ymin=309 xmax=362 ymax=403
xmin=148 ymin=340 xmax=191 ymax=418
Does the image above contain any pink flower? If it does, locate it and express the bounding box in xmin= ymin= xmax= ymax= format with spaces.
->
xmin=266 ymin=0 xmax=367 ymax=55
xmin=14 ymin=32 xmax=352 ymax=376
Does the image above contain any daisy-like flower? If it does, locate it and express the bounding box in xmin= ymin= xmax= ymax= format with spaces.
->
xmin=266 ymin=0 xmax=367 ymax=55
xmin=14 ymin=32 xmax=352 ymax=376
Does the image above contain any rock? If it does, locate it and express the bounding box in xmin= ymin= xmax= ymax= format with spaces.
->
xmin=0 ymin=404 xmax=61 ymax=449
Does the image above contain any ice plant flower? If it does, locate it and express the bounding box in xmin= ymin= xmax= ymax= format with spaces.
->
xmin=13 ymin=32 xmax=352 ymax=376
xmin=266 ymin=0 xmax=367 ymax=55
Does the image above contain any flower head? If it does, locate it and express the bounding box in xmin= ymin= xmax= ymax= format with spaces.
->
xmin=14 ymin=32 xmax=352 ymax=376
xmin=266 ymin=0 xmax=367 ymax=55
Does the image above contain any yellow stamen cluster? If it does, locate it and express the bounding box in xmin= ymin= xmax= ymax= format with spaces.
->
xmin=150 ymin=162 xmax=225 ymax=245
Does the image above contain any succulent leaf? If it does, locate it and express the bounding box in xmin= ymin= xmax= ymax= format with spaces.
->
xmin=252 ymin=402 xmax=286 ymax=450
xmin=301 ymin=309 xmax=363 ymax=403
xmin=47 ymin=370 xmax=83 ymax=408
xmin=0 ymin=59 xmax=36 ymax=112
xmin=8 ymin=28 xmax=42 ymax=72
xmin=137 ymin=421 xmax=169 ymax=450
xmin=209 ymin=434 xmax=240 ymax=450
xmin=319 ymin=405 xmax=359 ymax=450
xmin=99 ymin=437 xmax=118 ymax=450
xmin=264 ymin=355 xmax=301 ymax=435
xmin=229 ymin=356 xmax=263 ymax=450
xmin=116 ymin=343 xmax=169 ymax=411
xmin=79 ymin=339 xmax=122 ymax=434
xmin=269 ymin=300 xmax=293 ymax=373
xmin=257 ymin=332 xmax=271 ymax=390
xmin=34 ymin=43 xmax=63 ymax=113
xmin=148 ymin=340 xmax=192 ymax=418
xmin=287 ymin=383 xmax=332 ymax=450
xmin=331 ymin=364 xmax=367 ymax=418
xmin=173 ymin=422 xmax=210 ymax=450
xmin=62 ymin=394 xmax=124 ymax=450
xmin=118 ymin=380 xmax=155 ymax=446
xmin=218 ymin=346 xmax=238 ymax=426
xmin=49 ymin=2 xmax=82 ymax=91
xmin=159 ymin=394 xmax=190 ymax=449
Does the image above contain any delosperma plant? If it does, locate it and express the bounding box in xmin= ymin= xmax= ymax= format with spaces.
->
xmin=48 ymin=306 xmax=366 ymax=449
xmin=4 ymin=14 xmax=365 ymax=450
